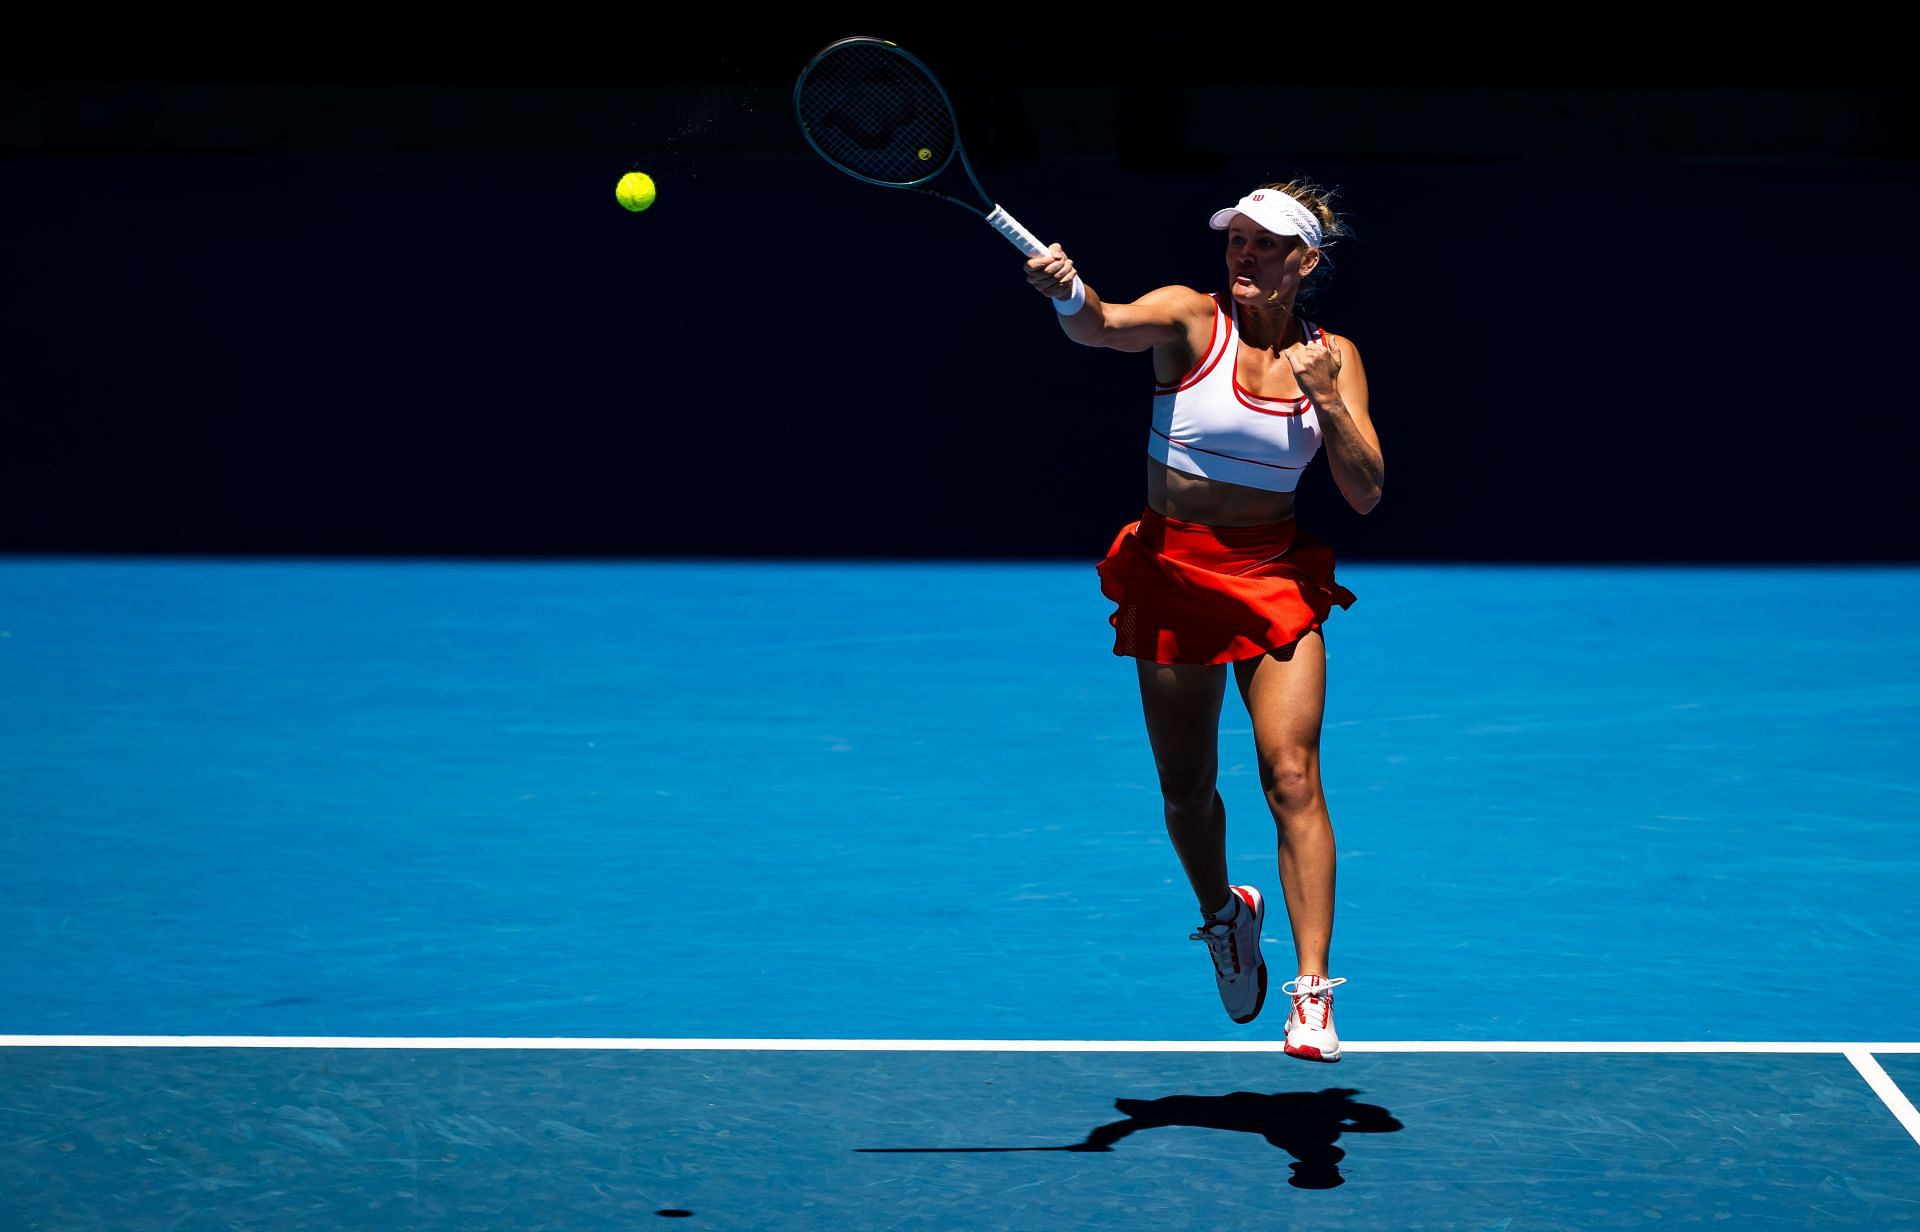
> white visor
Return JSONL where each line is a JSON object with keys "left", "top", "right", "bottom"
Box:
{"left": 1208, "top": 191, "right": 1323, "bottom": 250}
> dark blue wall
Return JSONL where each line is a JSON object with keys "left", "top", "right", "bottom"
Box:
{"left": 4, "top": 73, "right": 1914, "bottom": 560}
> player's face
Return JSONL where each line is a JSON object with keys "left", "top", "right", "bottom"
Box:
{"left": 1226, "top": 222, "right": 1319, "bottom": 308}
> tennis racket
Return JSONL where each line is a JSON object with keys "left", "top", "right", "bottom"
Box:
{"left": 793, "top": 36, "right": 1054, "bottom": 260}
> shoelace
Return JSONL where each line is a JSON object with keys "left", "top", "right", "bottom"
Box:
{"left": 1281, "top": 976, "right": 1348, "bottom": 1028}
{"left": 1188, "top": 919, "right": 1243, "bottom": 978}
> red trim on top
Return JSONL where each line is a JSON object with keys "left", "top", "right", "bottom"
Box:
{"left": 1156, "top": 294, "right": 1227, "bottom": 393}
{"left": 1179, "top": 311, "right": 1231, "bottom": 392}
{"left": 1232, "top": 373, "right": 1311, "bottom": 416}
{"left": 1230, "top": 315, "right": 1322, "bottom": 414}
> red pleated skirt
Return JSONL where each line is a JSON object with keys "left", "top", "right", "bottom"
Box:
{"left": 1096, "top": 506, "right": 1357, "bottom": 665}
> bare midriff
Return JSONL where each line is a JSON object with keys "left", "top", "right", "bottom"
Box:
{"left": 1146, "top": 459, "right": 1297, "bottom": 527}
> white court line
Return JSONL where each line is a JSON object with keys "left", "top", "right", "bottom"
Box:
{"left": 1, "top": 1036, "right": 1918, "bottom": 1053}
{"left": 1846, "top": 1048, "right": 1920, "bottom": 1148}
{"left": 7, "top": 1037, "right": 1912, "bottom": 1146}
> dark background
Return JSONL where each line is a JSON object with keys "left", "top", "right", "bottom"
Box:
{"left": 4, "top": 23, "right": 1915, "bottom": 561}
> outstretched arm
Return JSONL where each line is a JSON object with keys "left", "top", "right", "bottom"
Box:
{"left": 1024, "top": 244, "right": 1212, "bottom": 353}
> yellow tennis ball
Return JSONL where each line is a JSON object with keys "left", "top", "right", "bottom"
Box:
{"left": 616, "top": 171, "right": 656, "bottom": 212}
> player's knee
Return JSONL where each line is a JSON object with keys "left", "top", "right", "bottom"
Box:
{"left": 1156, "top": 772, "right": 1218, "bottom": 818}
{"left": 1260, "top": 752, "right": 1319, "bottom": 813}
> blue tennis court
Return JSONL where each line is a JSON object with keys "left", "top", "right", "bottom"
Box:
{"left": 3, "top": 558, "right": 1917, "bottom": 1228}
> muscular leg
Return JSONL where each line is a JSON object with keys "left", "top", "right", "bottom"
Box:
{"left": 1135, "top": 660, "right": 1232, "bottom": 915}
{"left": 1232, "top": 630, "right": 1334, "bottom": 976}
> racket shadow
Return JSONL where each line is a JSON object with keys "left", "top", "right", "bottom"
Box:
{"left": 857, "top": 1087, "right": 1403, "bottom": 1190}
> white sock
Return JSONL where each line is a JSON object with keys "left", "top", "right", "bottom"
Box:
{"left": 1205, "top": 893, "right": 1240, "bottom": 923}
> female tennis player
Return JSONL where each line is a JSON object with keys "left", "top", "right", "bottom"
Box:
{"left": 1026, "top": 181, "right": 1384, "bottom": 1062}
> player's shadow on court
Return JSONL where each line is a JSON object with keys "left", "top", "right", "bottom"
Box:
{"left": 859, "top": 1088, "right": 1402, "bottom": 1189}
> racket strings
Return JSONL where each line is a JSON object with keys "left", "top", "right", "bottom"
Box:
{"left": 796, "top": 42, "right": 957, "bottom": 185}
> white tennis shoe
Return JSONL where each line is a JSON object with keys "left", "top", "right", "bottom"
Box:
{"left": 1189, "top": 885, "right": 1267, "bottom": 1024}
{"left": 1283, "top": 974, "right": 1348, "bottom": 1062}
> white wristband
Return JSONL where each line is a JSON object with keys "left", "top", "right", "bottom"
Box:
{"left": 1053, "top": 277, "right": 1086, "bottom": 316}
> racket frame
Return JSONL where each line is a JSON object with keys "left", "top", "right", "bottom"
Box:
{"left": 794, "top": 36, "right": 1051, "bottom": 259}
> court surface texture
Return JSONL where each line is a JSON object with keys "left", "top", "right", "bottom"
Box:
{"left": 4, "top": 559, "right": 1916, "bottom": 1229}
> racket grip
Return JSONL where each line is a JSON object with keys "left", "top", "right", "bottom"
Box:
{"left": 985, "top": 205, "right": 1050, "bottom": 257}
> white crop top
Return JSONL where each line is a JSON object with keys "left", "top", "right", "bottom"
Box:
{"left": 1147, "top": 293, "right": 1330, "bottom": 494}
